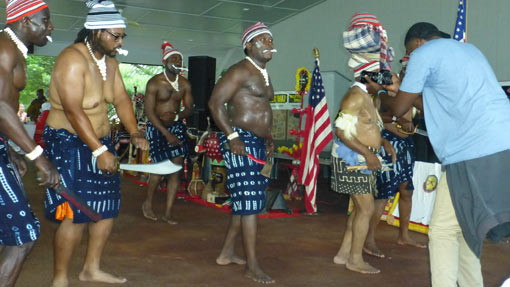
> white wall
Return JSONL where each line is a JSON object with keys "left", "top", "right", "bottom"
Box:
{"left": 33, "top": 1, "right": 510, "bottom": 86}
{"left": 264, "top": 0, "right": 510, "bottom": 91}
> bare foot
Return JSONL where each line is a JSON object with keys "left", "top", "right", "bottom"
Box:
{"left": 161, "top": 215, "right": 178, "bottom": 225}
{"left": 216, "top": 254, "right": 246, "bottom": 265}
{"left": 346, "top": 261, "right": 380, "bottom": 274}
{"left": 363, "top": 241, "right": 385, "bottom": 258}
{"left": 79, "top": 269, "right": 127, "bottom": 284}
{"left": 142, "top": 202, "right": 157, "bottom": 221}
{"left": 397, "top": 237, "right": 427, "bottom": 248}
{"left": 245, "top": 268, "right": 275, "bottom": 284}
{"left": 333, "top": 253, "right": 348, "bottom": 265}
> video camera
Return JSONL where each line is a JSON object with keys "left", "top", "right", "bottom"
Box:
{"left": 360, "top": 70, "right": 393, "bottom": 85}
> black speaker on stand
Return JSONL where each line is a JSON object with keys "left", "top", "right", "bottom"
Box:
{"left": 188, "top": 56, "right": 216, "bottom": 131}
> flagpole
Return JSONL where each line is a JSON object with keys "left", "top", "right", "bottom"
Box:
{"left": 465, "top": 0, "right": 468, "bottom": 42}
{"left": 313, "top": 47, "right": 320, "bottom": 66}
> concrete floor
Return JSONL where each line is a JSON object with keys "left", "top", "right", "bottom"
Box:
{"left": 14, "top": 167, "right": 510, "bottom": 287}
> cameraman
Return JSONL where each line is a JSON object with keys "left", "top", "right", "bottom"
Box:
{"left": 374, "top": 22, "right": 510, "bottom": 287}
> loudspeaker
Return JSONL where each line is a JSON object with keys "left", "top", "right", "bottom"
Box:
{"left": 188, "top": 56, "right": 216, "bottom": 112}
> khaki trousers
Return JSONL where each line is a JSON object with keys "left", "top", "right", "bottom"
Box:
{"left": 428, "top": 173, "right": 484, "bottom": 287}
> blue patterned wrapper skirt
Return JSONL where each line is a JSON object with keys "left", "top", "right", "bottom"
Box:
{"left": 43, "top": 126, "right": 121, "bottom": 223}
{"left": 146, "top": 120, "right": 188, "bottom": 163}
{"left": 0, "top": 138, "right": 39, "bottom": 245}
{"left": 219, "top": 127, "right": 269, "bottom": 215}
{"left": 376, "top": 130, "right": 415, "bottom": 200}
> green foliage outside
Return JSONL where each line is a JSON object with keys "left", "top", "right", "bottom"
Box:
{"left": 20, "top": 55, "right": 55, "bottom": 106}
{"left": 119, "top": 62, "right": 162, "bottom": 96}
{"left": 21, "top": 55, "right": 161, "bottom": 118}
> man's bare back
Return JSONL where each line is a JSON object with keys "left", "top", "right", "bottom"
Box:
{"left": 341, "top": 86, "right": 382, "bottom": 149}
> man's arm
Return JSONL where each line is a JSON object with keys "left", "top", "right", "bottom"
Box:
{"left": 0, "top": 54, "right": 39, "bottom": 152}
{"left": 208, "top": 64, "right": 246, "bottom": 155}
{"left": 0, "top": 46, "right": 59, "bottom": 187}
{"left": 112, "top": 63, "right": 148, "bottom": 150}
{"left": 335, "top": 127, "right": 382, "bottom": 171}
{"left": 208, "top": 65, "right": 243, "bottom": 137}
{"left": 380, "top": 74, "right": 421, "bottom": 117}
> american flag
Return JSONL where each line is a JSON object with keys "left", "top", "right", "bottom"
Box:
{"left": 299, "top": 60, "right": 333, "bottom": 214}
{"left": 453, "top": 0, "right": 467, "bottom": 42}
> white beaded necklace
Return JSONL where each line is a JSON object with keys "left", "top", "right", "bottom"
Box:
{"left": 164, "top": 69, "right": 179, "bottom": 92}
{"left": 86, "top": 40, "right": 107, "bottom": 81}
{"left": 3, "top": 27, "right": 28, "bottom": 59}
{"left": 245, "top": 56, "right": 269, "bottom": 86}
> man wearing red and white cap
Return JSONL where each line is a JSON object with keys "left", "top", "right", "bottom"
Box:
{"left": 209, "top": 21, "right": 276, "bottom": 284}
{"left": 0, "top": 0, "right": 60, "bottom": 285}
{"left": 142, "top": 41, "right": 193, "bottom": 224}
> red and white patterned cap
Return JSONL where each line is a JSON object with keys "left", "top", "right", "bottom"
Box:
{"left": 350, "top": 12, "right": 381, "bottom": 28}
{"left": 6, "top": 0, "right": 48, "bottom": 23}
{"left": 162, "top": 41, "right": 182, "bottom": 61}
{"left": 241, "top": 21, "right": 272, "bottom": 49}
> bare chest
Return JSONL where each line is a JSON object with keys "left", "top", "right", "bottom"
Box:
{"left": 83, "top": 64, "right": 116, "bottom": 109}
{"left": 243, "top": 77, "right": 274, "bottom": 101}
{"left": 157, "top": 85, "right": 183, "bottom": 103}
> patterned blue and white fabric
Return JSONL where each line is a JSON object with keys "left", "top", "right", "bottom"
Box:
{"left": 376, "top": 130, "right": 415, "bottom": 199}
{"left": 343, "top": 26, "right": 382, "bottom": 54}
{"left": 43, "top": 126, "right": 120, "bottom": 223}
{"left": 146, "top": 120, "right": 188, "bottom": 163}
{"left": 219, "top": 127, "right": 269, "bottom": 215}
{"left": 0, "top": 138, "right": 39, "bottom": 245}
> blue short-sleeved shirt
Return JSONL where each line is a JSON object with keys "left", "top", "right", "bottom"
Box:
{"left": 400, "top": 39, "right": 510, "bottom": 165}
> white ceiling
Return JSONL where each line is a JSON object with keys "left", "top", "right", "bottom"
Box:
{"left": 0, "top": 0, "right": 326, "bottom": 65}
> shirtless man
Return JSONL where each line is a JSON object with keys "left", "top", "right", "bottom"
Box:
{"left": 209, "top": 22, "right": 275, "bottom": 284}
{"left": 0, "top": 1, "right": 60, "bottom": 286}
{"left": 142, "top": 42, "right": 193, "bottom": 224}
{"left": 363, "top": 56, "right": 426, "bottom": 259}
{"left": 332, "top": 13, "right": 395, "bottom": 274}
{"left": 331, "top": 81, "right": 395, "bottom": 274}
{"left": 44, "top": 2, "right": 148, "bottom": 286}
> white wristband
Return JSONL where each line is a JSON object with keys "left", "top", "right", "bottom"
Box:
{"left": 25, "top": 145, "right": 43, "bottom": 161}
{"left": 92, "top": 145, "right": 108, "bottom": 158}
{"left": 392, "top": 116, "right": 397, "bottom": 124}
{"left": 174, "top": 114, "right": 179, "bottom": 121}
{"left": 227, "top": 132, "right": 239, "bottom": 141}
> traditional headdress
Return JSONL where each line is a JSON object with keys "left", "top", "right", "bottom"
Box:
{"left": 6, "top": 0, "right": 48, "bottom": 23}
{"left": 347, "top": 54, "right": 380, "bottom": 78}
{"left": 84, "top": 0, "right": 126, "bottom": 30}
{"left": 343, "top": 13, "right": 394, "bottom": 74}
{"left": 162, "top": 42, "right": 182, "bottom": 61}
{"left": 241, "top": 22, "right": 272, "bottom": 50}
